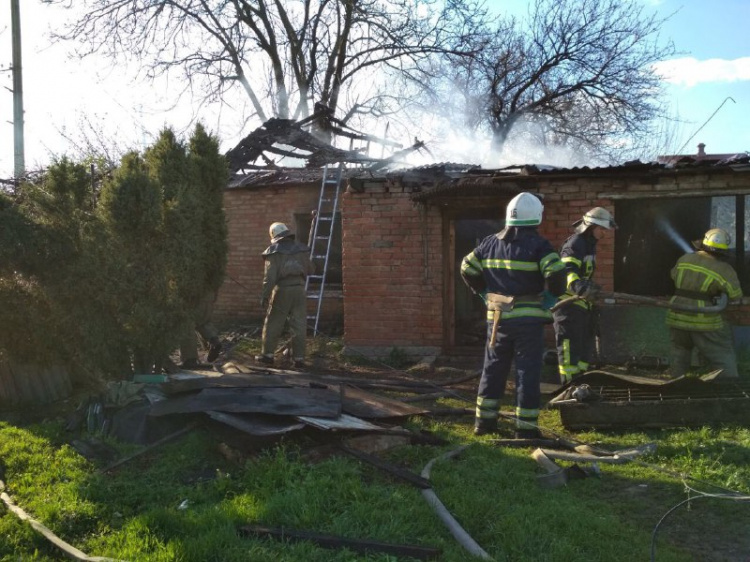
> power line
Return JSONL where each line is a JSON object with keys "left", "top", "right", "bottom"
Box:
{"left": 674, "top": 96, "right": 736, "bottom": 156}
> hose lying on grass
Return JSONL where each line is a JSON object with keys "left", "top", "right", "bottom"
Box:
{"left": 0, "top": 478, "right": 126, "bottom": 562}
{"left": 420, "top": 445, "right": 494, "bottom": 561}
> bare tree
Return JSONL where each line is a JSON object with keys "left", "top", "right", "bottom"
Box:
{"left": 422, "top": 0, "right": 676, "bottom": 161}
{"left": 51, "top": 0, "right": 490, "bottom": 135}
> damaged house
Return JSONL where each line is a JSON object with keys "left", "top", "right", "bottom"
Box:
{"left": 214, "top": 116, "right": 750, "bottom": 368}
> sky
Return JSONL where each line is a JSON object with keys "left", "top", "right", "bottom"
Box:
{"left": 1, "top": 0, "right": 749, "bottom": 177}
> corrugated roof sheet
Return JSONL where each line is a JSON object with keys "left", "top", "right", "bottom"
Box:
{"left": 226, "top": 154, "right": 750, "bottom": 192}
{"left": 228, "top": 168, "right": 326, "bottom": 189}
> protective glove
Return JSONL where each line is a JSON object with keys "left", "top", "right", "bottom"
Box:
{"left": 541, "top": 290, "right": 557, "bottom": 310}
{"left": 570, "top": 279, "right": 591, "bottom": 297}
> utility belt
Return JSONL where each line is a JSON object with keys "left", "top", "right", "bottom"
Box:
{"left": 277, "top": 276, "right": 305, "bottom": 288}
{"left": 486, "top": 293, "right": 542, "bottom": 347}
{"left": 674, "top": 288, "right": 714, "bottom": 300}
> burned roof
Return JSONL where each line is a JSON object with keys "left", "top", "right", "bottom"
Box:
{"left": 224, "top": 110, "right": 426, "bottom": 175}
{"left": 228, "top": 167, "right": 326, "bottom": 189}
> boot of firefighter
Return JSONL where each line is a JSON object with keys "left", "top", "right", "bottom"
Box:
{"left": 206, "top": 337, "right": 223, "bottom": 362}
{"left": 473, "top": 417, "right": 498, "bottom": 436}
{"left": 515, "top": 407, "right": 541, "bottom": 439}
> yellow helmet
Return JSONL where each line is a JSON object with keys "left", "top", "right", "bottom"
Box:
{"left": 269, "top": 222, "right": 292, "bottom": 243}
{"left": 700, "top": 228, "right": 730, "bottom": 252}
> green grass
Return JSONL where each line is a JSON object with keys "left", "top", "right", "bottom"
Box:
{"left": 1, "top": 336, "right": 748, "bottom": 561}
{"left": 2, "top": 412, "right": 749, "bottom": 561}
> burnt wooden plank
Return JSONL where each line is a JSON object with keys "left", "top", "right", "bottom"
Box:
{"left": 239, "top": 524, "right": 441, "bottom": 560}
{"left": 149, "top": 386, "right": 342, "bottom": 418}
{"left": 161, "top": 373, "right": 290, "bottom": 395}
{"left": 342, "top": 386, "right": 429, "bottom": 419}
{"left": 338, "top": 444, "right": 432, "bottom": 489}
{"left": 206, "top": 411, "right": 305, "bottom": 436}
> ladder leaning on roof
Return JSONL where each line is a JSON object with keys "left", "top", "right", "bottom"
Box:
{"left": 305, "top": 162, "right": 345, "bottom": 334}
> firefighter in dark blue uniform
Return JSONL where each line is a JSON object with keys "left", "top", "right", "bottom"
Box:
{"left": 461, "top": 192, "right": 567, "bottom": 437}
{"left": 553, "top": 207, "right": 617, "bottom": 384}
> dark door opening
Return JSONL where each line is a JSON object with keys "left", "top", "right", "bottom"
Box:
{"left": 454, "top": 218, "right": 504, "bottom": 346}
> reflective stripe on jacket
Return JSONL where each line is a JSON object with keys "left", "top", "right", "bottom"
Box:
{"left": 665, "top": 251, "right": 742, "bottom": 331}
{"left": 559, "top": 231, "right": 597, "bottom": 310}
{"left": 461, "top": 227, "right": 564, "bottom": 322}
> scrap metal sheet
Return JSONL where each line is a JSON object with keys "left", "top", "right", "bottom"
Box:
{"left": 161, "top": 373, "right": 290, "bottom": 395}
{"left": 297, "top": 413, "right": 385, "bottom": 431}
{"left": 207, "top": 411, "right": 305, "bottom": 436}
{"left": 149, "top": 386, "right": 342, "bottom": 418}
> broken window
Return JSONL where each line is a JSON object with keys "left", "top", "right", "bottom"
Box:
{"left": 295, "top": 212, "right": 343, "bottom": 285}
{"left": 614, "top": 196, "right": 750, "bottom": 295}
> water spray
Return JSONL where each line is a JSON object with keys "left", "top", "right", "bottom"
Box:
{"left": 656, "top": 217, "right": 694, "bottom": 253}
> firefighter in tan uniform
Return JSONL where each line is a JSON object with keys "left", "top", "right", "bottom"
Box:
{"left": 256, "top": 223, "right": 313, "bottom": 368}
{"left": 666, "top": 228, "right": 743, "bottom": 378}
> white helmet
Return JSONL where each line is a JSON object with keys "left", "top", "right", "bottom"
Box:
{"left": 575, "top": 207, "right": 617, "bottom": 232}
{"left": 505, "top": 192, "right": 543, "bottom": 226}
{"left": 269, "top": 222, "right": 292, "bottom": 243}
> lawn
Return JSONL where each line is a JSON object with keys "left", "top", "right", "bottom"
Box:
{"left": 1, "top": 341, "right": 749, "bottom": 562}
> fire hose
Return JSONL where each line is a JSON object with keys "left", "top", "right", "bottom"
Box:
{"left": 550, "top": 291, "right": 729, "bottom": 313}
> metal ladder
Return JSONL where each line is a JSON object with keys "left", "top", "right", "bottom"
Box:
{"left": 305, "top": 162, "right": 345, "bottom": 334}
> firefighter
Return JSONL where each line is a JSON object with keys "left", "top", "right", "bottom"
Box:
{"left": 553, "top": 207, "right": 617, "bottom": 384}
{"left": 255, "top": 222, "right": 313, "bottom": 368}
{"left": 666, "top": 228, "right": 743, "bottom": 378}
{"left": 460, "top": 192, "right": 567, "bottom": 437}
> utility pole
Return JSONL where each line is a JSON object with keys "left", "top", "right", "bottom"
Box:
{"left": 11, "top": 0, "right": 25, "bottom": 178}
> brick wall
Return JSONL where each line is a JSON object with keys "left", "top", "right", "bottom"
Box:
{"left": 341, "top": 181, "right": 443, "bottom": 356}
{"left": 214, "top": 183, "right": 343, "bottom": 326}
{"left": 536, "top": 179, "right": 617, "bottom": 291}
{"left": 219, "top": 166, "right": 749, "bottom": 358}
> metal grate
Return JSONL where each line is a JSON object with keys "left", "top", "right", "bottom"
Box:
{"left": 590, "top": 380, "right": 750, "bottom": 403}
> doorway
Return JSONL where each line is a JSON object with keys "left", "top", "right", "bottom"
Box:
{"left": 452, "top": 217, "right": 504, "bottom": 347}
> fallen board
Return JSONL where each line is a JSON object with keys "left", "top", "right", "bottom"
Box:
{"left": 149, "top": 386, "right": 342, "bottom": 418}
{"left": 160, "top": 373, "right": 291, "bottom": 395}
{"left": 342, "top": 385, "right": 430, "bottom": 419}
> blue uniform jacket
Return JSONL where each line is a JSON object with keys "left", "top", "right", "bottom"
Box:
{"left": 461, "top": 227, "right": 565, "bottom": 323}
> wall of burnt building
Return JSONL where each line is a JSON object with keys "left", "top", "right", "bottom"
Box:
{"left": 218, "top": 165, "right": 750, "bottom": 366}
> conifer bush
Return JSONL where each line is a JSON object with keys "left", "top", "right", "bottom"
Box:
{"left": 0, "top": 125, "right": 228, "bottom": 382}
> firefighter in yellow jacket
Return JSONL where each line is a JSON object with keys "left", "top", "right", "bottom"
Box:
{"left": 256, "top": 222, "right": 313, "bottom": 368}
{"left": 666, "top": 228, "right": 743, "bottom": 378}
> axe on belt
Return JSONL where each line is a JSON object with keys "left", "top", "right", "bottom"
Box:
{"left": 486, "top": 293, "right": 515, "bottom": 347}
{"left": 550, "top": 290, "right": 729, "bottom": 313}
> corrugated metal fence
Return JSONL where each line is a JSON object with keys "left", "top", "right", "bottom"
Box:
{"left": 0, "top": 360, "right": 73, "bottom": 404}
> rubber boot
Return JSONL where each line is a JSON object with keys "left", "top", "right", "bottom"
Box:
{"left": 473, "top": 417, "right": 498, "bottom": 436}
{"left": 206, "top": 338, "right": 222, "bottom": 362}
{"left": 515, "top": 427, "right": 541, "bottom": 439}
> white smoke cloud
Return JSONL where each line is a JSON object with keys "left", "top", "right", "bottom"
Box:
{"left": 401, "top": 115, "right": 606, "bottom": 170}
{"left": 654, "top": 57, "right": 750, "bottom": 88}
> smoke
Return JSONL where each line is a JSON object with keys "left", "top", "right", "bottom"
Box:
{"left": 655, "top": 217, "right": 694, "bottom": 253}
{"left": 400, "top": 114, "right": 609, "bottom": 170}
